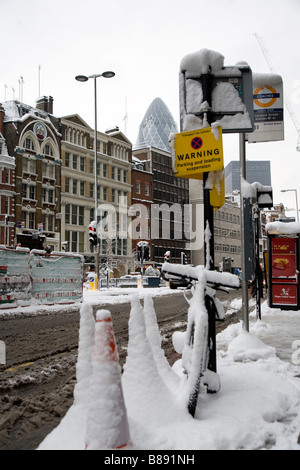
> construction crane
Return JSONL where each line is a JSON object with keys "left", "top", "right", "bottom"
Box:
{"left": 254, "top": 33, "right": 300, "bottom": 151}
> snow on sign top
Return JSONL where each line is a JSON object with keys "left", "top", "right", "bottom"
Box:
{"left": 180, "top": 49, "right": 225, "bottom": 77}
{"left": 266, "top": 221, "right": 300, "bottom": 235}
{"left": 179, "top": 48, "right": 254, "bottom": 134}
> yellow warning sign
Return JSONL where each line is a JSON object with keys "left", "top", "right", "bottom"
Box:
{"left": 171, "top": 127, "right": 224, "bottom": 179}
{"left": 209, "top": 170, "right": 225, "bottom": 210}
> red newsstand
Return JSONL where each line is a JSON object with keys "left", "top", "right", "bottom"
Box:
{"left": 268, "top": 234, "right": 299, "bottom": 310}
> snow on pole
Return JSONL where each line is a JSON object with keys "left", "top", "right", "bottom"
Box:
{"left": 73, "top": 302, "right": 95, "bottom": 406}
{"left": 85, "top": 309, "right": 130, "bottom": 450}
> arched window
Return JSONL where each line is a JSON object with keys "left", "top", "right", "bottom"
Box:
{"left": 44, "top": 143, "right": 54, "bottom": 156}
{"left": 24, "top": 136, "right": 35, "bottom": 151}
{"left": 20, "top": 131, "right": 38, "bottom": 153}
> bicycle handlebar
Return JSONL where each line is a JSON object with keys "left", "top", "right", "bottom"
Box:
{"left": 161, "top": 262, "right": 241, "bottom": 289}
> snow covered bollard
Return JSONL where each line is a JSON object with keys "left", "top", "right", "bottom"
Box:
{"left": 85, "top": 310, "right": 130, "bottom": 450}
{"left": 74, "top": 302, "right": 95, "bottom": 406}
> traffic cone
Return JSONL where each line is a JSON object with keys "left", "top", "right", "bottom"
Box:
{"left": 85, "top": 309, "right": 130, "bottom": 450}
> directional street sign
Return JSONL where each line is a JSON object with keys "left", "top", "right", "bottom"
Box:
{"left": 247, "top": 73, "right": 284, "bottom": 143}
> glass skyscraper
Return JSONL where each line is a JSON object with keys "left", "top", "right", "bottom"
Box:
{"left": 135, "top": 97, "right": 178, "bottom": 152}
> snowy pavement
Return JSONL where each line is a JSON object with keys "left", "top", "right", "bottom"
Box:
{"left": 36, "top": 290, "right": 300, "bottom": 451}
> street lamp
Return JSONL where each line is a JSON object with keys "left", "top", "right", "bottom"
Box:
{"left": 75, "top": 71, "right": 115, "bottom": 287}
{"left": 281, "top": 189, "right": 299, "bottom": 222}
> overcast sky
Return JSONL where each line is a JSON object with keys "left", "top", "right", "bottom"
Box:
{"left": 1, "top": 0, "right": 300, "bottom": 211}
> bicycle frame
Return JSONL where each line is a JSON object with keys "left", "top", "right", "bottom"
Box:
{"left": 161, "top": 262, "right": 240, "bottom": 417}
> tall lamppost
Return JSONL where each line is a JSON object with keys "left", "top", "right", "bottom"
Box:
{"left": 281, "top": 189, "right": 299, "bottom": 222}
{"left": 75, "top": 71, "right": 115, "bottom": 287}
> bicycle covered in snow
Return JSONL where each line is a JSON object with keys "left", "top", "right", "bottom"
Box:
{"left": 161, "top": 262, "right": 241, "bottom": 417}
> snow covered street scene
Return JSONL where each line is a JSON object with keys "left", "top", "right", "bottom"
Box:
{"left": 37, "top": 288, "right": 300, "bottom": 451}
{"left": 1, "top": 282, "right": 300, "bottom": 451}
{"left": 1, "top": 0, "right": 300, "bottom": 453}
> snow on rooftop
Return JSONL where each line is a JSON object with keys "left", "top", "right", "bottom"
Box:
{"left": 2, "top": 100, "right": 51, "bottom": 124}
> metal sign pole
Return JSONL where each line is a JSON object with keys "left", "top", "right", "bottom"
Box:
{"left": 201, "top": 73, "right": 217, "bottom": 374}
{"left": 201, "top": 73, "right": 214, "bottom": 271}
{"left": 239, "top": 133, "right": 249, "bottom": 331}
{"left": 254, "top": 204, "right": 262, "bottom": 320}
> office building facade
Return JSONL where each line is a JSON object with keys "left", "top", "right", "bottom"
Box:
{"left": 225, "top": 160, "right": 271, "bottom": 194}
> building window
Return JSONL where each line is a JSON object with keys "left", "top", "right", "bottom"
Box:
{"left": 80, "top": 156, "right": 85, "bottom": 172}
{"left": 44, "top": 144, "right": 53, "bottom": 156}
{"left": 22, "top": 157, "right": 36, "bottom": 174}
{"left": 65, "top": 177, "right": 70, "bottom": 193}
{"left": 48, "top": 189, "right": 54, "bottom": 204}
{"left": 29, "top": 211, "right": 35, "bottom": 230}
{"left": 22, "top": 183, "right": 36, "bottom": 200}
{"left": 42, "top": 187, "right": 53, "bottom": 203}
{"left": 25, "top": 137, "right": 35, "bottom": 151}
{"left": 42, "top": 161, "right": 55, "bottom": 179}
{"left": 79, "top": 206, "right": 84, "bottom": 225}
{"left": 4, "top": 196, "right": 9, "bottom": 214}
{"left": 65, "top": 230, "right": 84, "bottom": 253}
{"left": 42, "top": 214, "right": 54, "bottom": 232}
{"left": 73, "top": 179, "right": 78, "bottom": 194}
{"left": 136, "top": 182, "right": 141, "bottom": 194}
{"left": 65, "top": 204, "right": 70, "bottom": 224}
{"left": 73, "top": 154, "right": 78, "bottom": 170}
{"left": 66, "top": 204, "right": 85, "bottom": 226}
{"left": 72, "top": 205, "right": 77, "bottom": 224}
{"left": 80, "top": 181, "right": 85, "bottom": 196}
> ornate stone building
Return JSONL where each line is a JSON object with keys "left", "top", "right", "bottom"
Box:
{"left": 60, "top": 116, "right": 133, "bottom": 275}
{"left": 1, "top": 97, "right": 61, "bottom": 250}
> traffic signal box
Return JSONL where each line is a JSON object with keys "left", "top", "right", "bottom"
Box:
{"left": 137, "top": 241, "right": 150, "bottom": 262}
{"left": 268, "top": 234, "right": 300, "bottom": 310}
{"left": 89, "top": 222, "right": 97, "bottom": 246}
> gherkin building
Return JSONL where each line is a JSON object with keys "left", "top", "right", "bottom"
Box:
{"left": 135, "top": 97, "right": 178, "bottom": 152}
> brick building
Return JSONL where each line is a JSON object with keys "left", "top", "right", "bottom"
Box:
{"left": 1, "top": 98, "right": 61, "bottom": 250}
{"left": 131, "top": 157, "right": 153, "bottom": 262}
{"left": 133, "top": 146, "right": 190, "bottom": 264}
{"left": 0, "top": 104, "right": 15, "bottom": 246}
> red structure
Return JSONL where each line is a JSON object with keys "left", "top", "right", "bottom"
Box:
{"left": 0, "top": 104, "right": 15, "bottom": 247}
{"left": 268, "top": 234, "right": 299, "bottom": 310}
